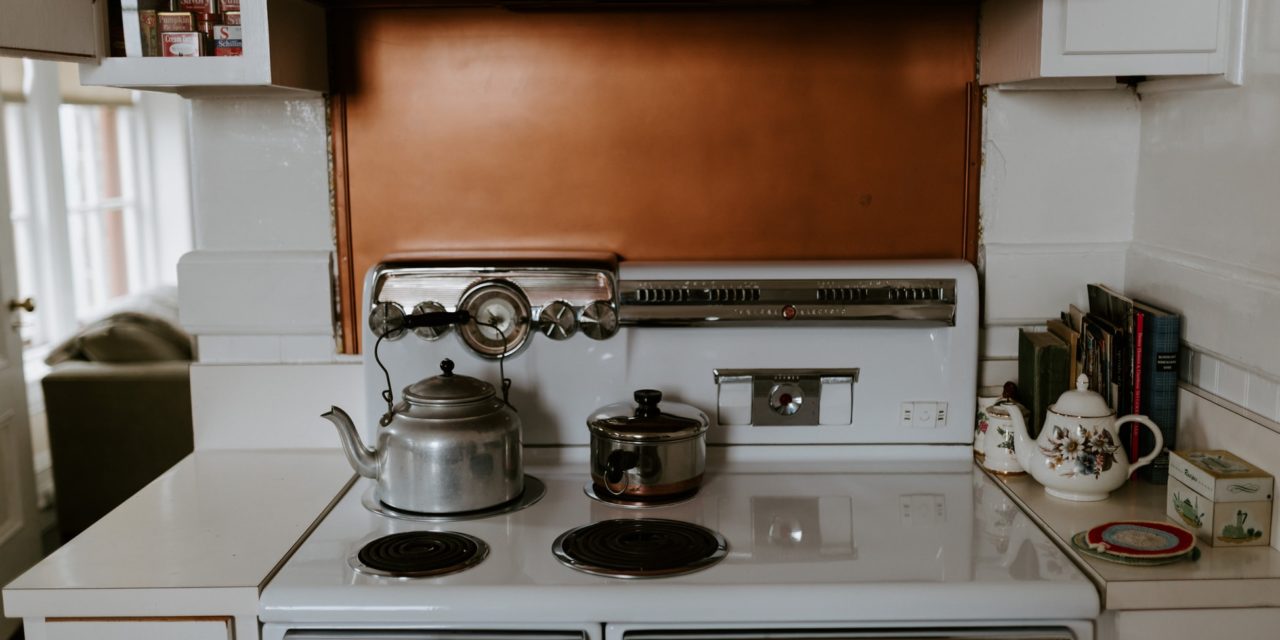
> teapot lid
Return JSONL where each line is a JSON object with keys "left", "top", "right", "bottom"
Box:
{"left": 588, "top": 389, "right": 709, "bottom": 442}
{"left": 403, "top": 359, "right": 495, "bottom": 406}
{"left": 1050, "top": 374, "right": 1113, "bottom": 418}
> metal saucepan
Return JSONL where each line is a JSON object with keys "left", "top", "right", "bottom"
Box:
{"left": 587, "top": 389, "right": 709, "bottom": 503}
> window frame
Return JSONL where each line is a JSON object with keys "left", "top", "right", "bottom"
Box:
{"left": 1, "top": 60, "right": 165, "bottom": 393}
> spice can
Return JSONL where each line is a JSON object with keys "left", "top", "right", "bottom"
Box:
{"left": 214, "top": 25, "right": 243, "bottom": 57}
{"left": 220, "top": 0, "right": 240, "bottom": 11}
{"left": 139, "top": 11, "right": 161, "bottom": 57}
{"left": 158, "top": 12, "right": 194, "bottom": 33}
{"left": 222, "top": 11, "right": 240, "bottom": 26}
{"left": 161, "top": 32, "right": 205, "bottom": 57}
{"left": 179, "top": 0, "right": 218, "bottom": 14}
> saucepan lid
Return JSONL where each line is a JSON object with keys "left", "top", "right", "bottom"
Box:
{"left": 588, "top": 389, "right": 709, "bottom": 442}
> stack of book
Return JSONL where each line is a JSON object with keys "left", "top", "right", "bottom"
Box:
{"left": 1020, "top": 284, "right": 1181, "bottom": 483}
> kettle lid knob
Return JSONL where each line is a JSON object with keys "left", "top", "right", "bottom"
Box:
{"left": 440, "top": 359, "right": 455, "bottom": 377}
{"left": 1075, "top": 373, "right": 1089, "bottom": 392}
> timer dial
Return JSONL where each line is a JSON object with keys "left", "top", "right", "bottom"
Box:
{"left": 767, "top": 382, "right": 804, "bottom": 416}
{"left": 579, "top": 300, "right": 619, "bottom": 341}
{"left": 458, "top": 281, "right": 531, "bottom": 358}
{"left": 539, "top": 301, "right": 578, "bottom": 341}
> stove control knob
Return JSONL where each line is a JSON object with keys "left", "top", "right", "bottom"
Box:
{"left": 368, "top": 301, "right": 407, "bottom": 341}
{"left": 411, "top": 301, "right": 451, "bottom": 341}
{"left": 580, "top": 300, "right": 619, "bottom": 341}
{"left": 768, "top": 382, "right": 804, "bottom": 417}
{"left": 539, "top": 301, "right": 578, "bottom": 340}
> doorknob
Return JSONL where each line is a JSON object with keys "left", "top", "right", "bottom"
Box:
{"left": 8, "top": 298, "right": 35, "bottom": 313}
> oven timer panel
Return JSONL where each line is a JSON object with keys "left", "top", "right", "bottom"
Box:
{"left": 713, "top": 369, "right": 860, "bottom": 427}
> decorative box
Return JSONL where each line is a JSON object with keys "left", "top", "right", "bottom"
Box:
{"left": 1167, "top": 449, "right": 1273, "bottom": 547}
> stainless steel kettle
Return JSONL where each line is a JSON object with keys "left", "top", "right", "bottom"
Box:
{"left": 322, "top": 359, "right": 523, "bottom": 514}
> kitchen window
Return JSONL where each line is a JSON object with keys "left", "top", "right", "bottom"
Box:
{"left": 1, "top": 59, "right": 191, "bottom": 362}
{"left": 60, "top": 103, "right": 145, "bottom": 325}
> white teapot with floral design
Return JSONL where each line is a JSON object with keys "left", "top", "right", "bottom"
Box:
{"left": 1009, "top": 374, "right": 1164, "bottom": 501}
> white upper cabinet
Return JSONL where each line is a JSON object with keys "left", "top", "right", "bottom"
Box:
{"left": 0, "top": 0, "right": 104, "bottom": 61}
{"left": 980, "top": 0, "right": 1242, "bottom": 85}
{"left": 0, "top": 0, "right": 326, "bottom": 96}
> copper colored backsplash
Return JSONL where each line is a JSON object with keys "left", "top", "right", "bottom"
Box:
{"left": 331, "top": 2, "right": 979, "bottom": 351}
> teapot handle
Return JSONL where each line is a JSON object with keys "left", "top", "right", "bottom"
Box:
{"left": 1115, "top": 415, "right": 1165, "bottom": 475}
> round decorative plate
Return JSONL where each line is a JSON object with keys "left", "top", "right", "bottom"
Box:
{"left": 1083, "top": 520, "right": 1196, "bottom": 559}
{"left": 1071, "top": 532, "right": 1198, "bottom": 567}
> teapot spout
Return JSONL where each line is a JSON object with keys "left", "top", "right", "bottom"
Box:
{"left": 1008, "top": 405, "right": 1035, "bottom": 471}
{"left": 321, "top": 406, "right": 378, "bottom": 478}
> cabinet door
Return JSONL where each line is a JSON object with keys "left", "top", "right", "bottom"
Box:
{"left": 1062, "top": 0, "right": 1221, "bottom": 54}
{"left": 0, "top": 0, "right": 103, "bottom": 61}
{"left": 45, "top": 618, "right": 232, "bottom": 640}
{"left": 1041, "top": 0, "right": 1230, "bottom": 78}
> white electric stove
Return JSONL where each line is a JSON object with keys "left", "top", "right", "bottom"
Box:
{"left": 260, "top": 258, "right": 1099, "bottom": 639}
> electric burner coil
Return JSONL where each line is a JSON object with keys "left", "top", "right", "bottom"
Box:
{"left": 350, "top": 531, "right": 488, "bottom": 578}
{"left": 553, "top": 518, "right": 727, "bottom": 579}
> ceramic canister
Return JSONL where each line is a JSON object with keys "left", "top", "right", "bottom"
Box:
{"left": 981, "top": 398, "right": 1031, "bottom": 475}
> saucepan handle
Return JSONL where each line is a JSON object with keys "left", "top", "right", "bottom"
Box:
{"left": 604, "top": 450, "right": 638, "bottom": 496}
{"left": 1116, "top": 415, "right": 1165, "bottom": 475}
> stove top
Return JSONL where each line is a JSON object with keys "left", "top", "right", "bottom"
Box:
{"left": 261, "top": 260, "right": 1096, "bottom": 639}
{"left": 261, "top": 447, "right": 1097, "bottom": 627}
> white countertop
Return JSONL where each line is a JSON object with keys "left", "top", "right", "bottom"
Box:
{"left": 2, "top": 449, "right": 353, "bottom": 618}
{"left": 992, "top": 469, "right": 1280, "bottom": 610}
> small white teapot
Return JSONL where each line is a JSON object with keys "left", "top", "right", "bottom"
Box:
{"left": 1009, "top": 374, "right": 1163, "bottom": 501}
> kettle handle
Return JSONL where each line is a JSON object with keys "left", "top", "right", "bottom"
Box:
{"left": 1116, "top": 415, "right": 1164, "bottom": 475}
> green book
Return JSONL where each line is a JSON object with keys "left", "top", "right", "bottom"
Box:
{"left": 1018, "top": 329, "right": 1070, "bottom": 438}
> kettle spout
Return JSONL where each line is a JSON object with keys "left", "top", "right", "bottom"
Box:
{"left": 321, "top": 406, "right": 378, "bottom": 478}
{"left": 1008, "top": 406, "right": 1035, "bottom": 472}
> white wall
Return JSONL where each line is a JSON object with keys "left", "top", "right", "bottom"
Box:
{"left": 175, "top": 96, "right": 356, "bottom": 446}
{"left": 177, "top": 90, "right": 1149, "bottom": 406}
{"left": 177, "top": 97, "right": 340, "bottom": 366}
{"left": 1126, "top": 1, "right": 1280, "bottom": 422}
{"left": 978, "top": 87, "right": 1140, "bottom": 385}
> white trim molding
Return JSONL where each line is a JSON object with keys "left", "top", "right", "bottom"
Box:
{"left": 1129, "top": 240, "right": 1280, "bottom": 296}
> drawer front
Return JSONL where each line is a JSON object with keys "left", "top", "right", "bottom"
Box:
{"left": 46, "top": 618, "right": 231, "bottom": 640}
